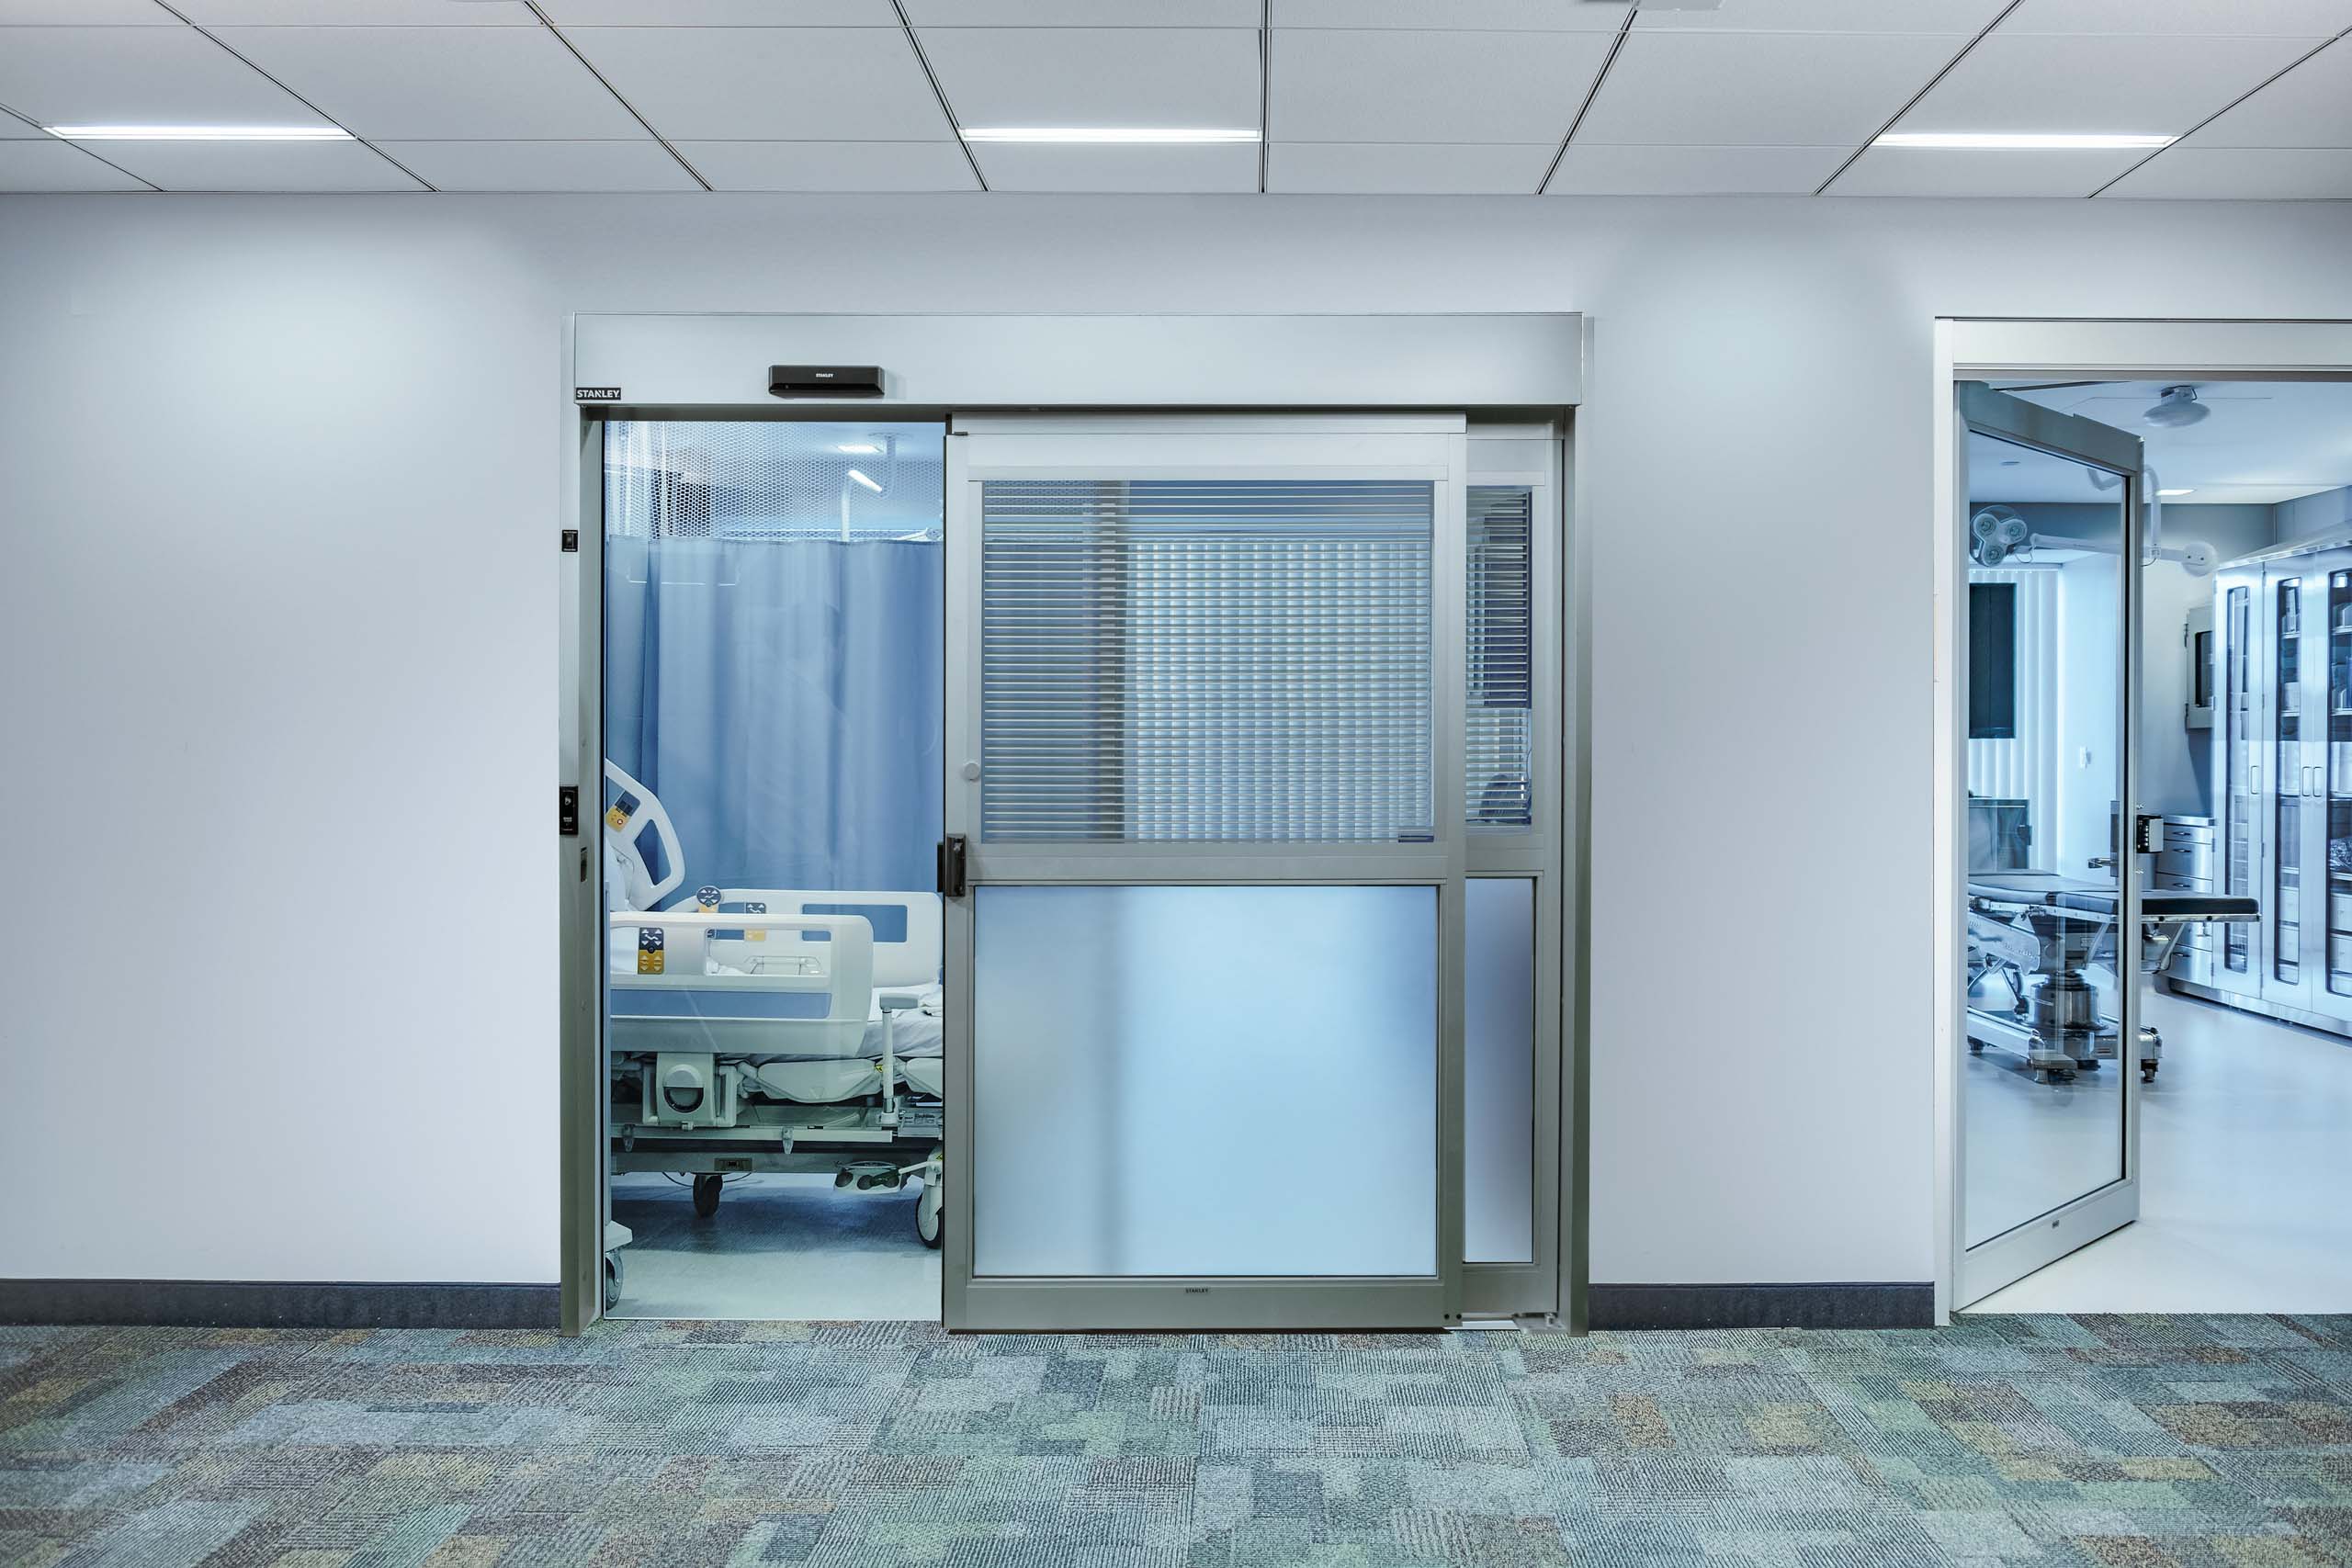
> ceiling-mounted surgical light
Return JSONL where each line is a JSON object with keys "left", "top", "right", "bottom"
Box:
{"left": 2143, "top": 385, "right": 2211, "bottom": 428}
{"left": 2087, "top": 468, "right": 2122, "bottom": 491}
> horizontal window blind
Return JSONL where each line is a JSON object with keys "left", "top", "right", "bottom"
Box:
{"left": 1466, "top": 485, "right": 1534, "bottom": 829}
{"left": 980, "top": 478, "right": 1435, "bottom": 843}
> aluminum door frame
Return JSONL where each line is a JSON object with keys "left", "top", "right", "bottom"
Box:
{"left": 2267, "top": 564, "right": 2323, "bottom": 1012}
{"left": 1460, "top": 425, "right": 1567, "bottom": 1320}
{"left": 1953, "top": 382, "right": 2146, "bottom": 1310}
{"left": 942, "top": 413, "right": 1469, "bottom": 1332}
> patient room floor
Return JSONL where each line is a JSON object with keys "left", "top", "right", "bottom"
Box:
{"left": 1968, "top": 986, "right": 2352, "bottom": 1314}
{"left": 608, "top": 1173, "right": 941, "bottom": 1321}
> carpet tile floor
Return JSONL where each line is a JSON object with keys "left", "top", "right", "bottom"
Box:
{"left": 4, "top": 1314, "right": 2351, "bottom": 1565}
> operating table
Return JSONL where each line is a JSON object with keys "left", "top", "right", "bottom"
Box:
{"left": 1966, "top": 872, "right": 2257, "bottom": 1082}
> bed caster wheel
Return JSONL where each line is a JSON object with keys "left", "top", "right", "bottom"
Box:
{"left": 692, "top": 1173, "right": 723, "bottom": 1217}
{"left": 2142, "top": 1063, "right": 2158, "bottom": 1083}
{"left": 1968, "top": 1042, "right": 1985, "bottom": 1055}
{"left": 604, "top": 1251, "right": 624, "bottom": 1312}
{"left": 916, "top": 1186, "right": 944, "bottom": 1249}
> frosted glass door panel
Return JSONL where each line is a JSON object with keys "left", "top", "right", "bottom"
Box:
{"left": 1464, "top": 877, "right": 1535, "bottom": 1263}
{"left": 972, "top": 884, "right": 1437, "bottom": 1278}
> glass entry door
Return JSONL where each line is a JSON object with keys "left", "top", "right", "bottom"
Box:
{"left": 1957, "top": 383, "right": 2145, "bottom": 1308}
{"left": 942, "top": 415, "right": 1469, "bottom": 1330}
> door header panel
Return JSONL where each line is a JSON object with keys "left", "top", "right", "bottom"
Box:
{"left": 574, "top": 313, "right": 1584, "bottom": 413}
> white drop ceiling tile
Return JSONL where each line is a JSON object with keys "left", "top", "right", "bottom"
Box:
{"left": 969, "top": 141, "right": 1257, "bottom": 190}
{"left": 542, "top": 0, "right": 893, "bottom": 20}
{"left": 0, "top": 26, "right": 328, "bottom": 130}
{"left": 1632, "top": 0, "right": 2008, "bottom": 30}
{"left": 1895, "top": 32, "right": 2321, "bottom": 137}
{"left": 908, "top": 0, "right": 1260, "bottom": 22}
{"left": 0, "top": 0, "right": 176, "bottom": 20}
{"left": 1271, "top": 0, "right": 1629, "bottom": 28}
{"left": 379, "top": 139, "right": 699, "bottom": 189}
{"left": 1272, "top": 28, "right": 1615, "bottom": 144}
{"left": 2102, "top": 146, "right": 2352, "bottom": 197}
{"left": 0, "top": 139, "right": 148, "bottom": 188}
{"left": 1999, "top": 0, "right": 2352, "bottom": 36}
{"left": 175, "top": 1, "right": 536, "bottom": 21}
{"left": 1546, "top": 142, "right": 1849, "bottom": 194}
{"left": 569, "top": 27, "right": 952, "bottom": 141}
{"left": 1827, "top": 143, "right": 2143, "bottom": 195}
{"left": 1575, "top": 30, "right": 1962, "bottom": 146}
{"left": 1267, "top": 141, "right": 1554, "bottom": 193}
{"left": 215, "top": 25, "right": 643, "bottom": 140}
{"left": 2187, "top": 38, "right": 2352, "bottom": 147}
{"left": 95, "top": 137, "right": 423, "bottom": 189}
{"left": 677, "top": 139, "right": 980, "bottom": 189}
{"left": 919, "top": 28, "right": 1260, "bottom": 131}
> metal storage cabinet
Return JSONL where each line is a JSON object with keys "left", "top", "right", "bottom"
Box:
{"left": 2181, "top": 538, "right": 2352, "bottom": 1037}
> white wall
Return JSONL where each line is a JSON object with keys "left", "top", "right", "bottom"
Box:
{"left": 3, "top": 193, "right": 2349, "bottom": 1289}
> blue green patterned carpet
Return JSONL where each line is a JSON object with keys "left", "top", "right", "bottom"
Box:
{"left": 5, "top": 1315, "right": 2351, "bottom": 1566}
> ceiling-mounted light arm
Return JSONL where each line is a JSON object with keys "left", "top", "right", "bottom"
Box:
{"left": 2024, "top": 531, "right": 2216, "bottom": 579}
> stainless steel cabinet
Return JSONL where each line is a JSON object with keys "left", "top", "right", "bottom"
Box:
{"left": 2191, "top": 547, "right": 2352, "bottom": 1035}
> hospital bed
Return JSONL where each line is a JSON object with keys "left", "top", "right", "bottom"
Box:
{"left": 1965, "top": 871, "right": 2256, "bottom": 1083}
{"left": 601, "top": 761, "right": 945, "bottom": 1292}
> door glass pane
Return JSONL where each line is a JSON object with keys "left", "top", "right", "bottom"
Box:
{"left": 601, "top": 420, "right": 947, "bottom": 1319}
{"left": 1961, "top": 433, "right": 2128, "bottom": 1248}
{"left": 2224, "top": 584, "right": 2253, "bottom": 973}
{"left": 1464, "top": 877, "right": 1535, "bottom": 1263}
{"left": 978, "top": 479, "right": 1433, "bottom": 843}
{"left": 972, "top": 884, "right": 1437, "bottom": 1277}
{"left": 2277, "top": 578, "right": 2302, "bottom": 984}
{"left": 1467, "top": 486, "right": 1534, "bottom": 829}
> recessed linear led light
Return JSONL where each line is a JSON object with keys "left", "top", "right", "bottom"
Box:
{"left": 846, "top": 468, "right": 885, "bottom": 494}
{"left": 958, "top": 127, "right": 1261, "bottom": 144}
{"left": 48, "top": 124, "right": 351, "bottom": 141}
{"left": 836, "top": 442, "right": 883, "bottom": 455}
{"left": 1873, "top": 131, "right": 2176, "bottom": 151}
{"left": 2159, "top": 488, "right": 2196, "bottom": 497}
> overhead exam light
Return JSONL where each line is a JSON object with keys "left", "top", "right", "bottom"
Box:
{"left": 1973, "top": 503, "right": 2213, "bottom": 577}
{"left": 2143, "top": 385, "right": 2210, "bottom": 428}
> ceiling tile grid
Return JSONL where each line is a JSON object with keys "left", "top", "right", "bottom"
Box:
{"left": 2, "top": 2, "right": 2348, "bottom": 197}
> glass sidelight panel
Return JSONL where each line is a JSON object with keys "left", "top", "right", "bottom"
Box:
{"left": 970, "top": 883, "right": 1438, "bottom": 1278}
{"left": 1464, "top": 877, "right": 1535, "bottom": 1263}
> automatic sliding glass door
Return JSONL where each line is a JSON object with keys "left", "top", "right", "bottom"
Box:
{"left": 943, "top": 416, "right": 1469, "bottom": 1330}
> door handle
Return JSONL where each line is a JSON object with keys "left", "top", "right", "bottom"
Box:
{"left": 935, "top": 835, "right": 969, "bottom": 900}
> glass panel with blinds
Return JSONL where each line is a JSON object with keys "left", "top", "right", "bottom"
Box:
{"left": 978, "top": 479, "right": 1435, "bottom": 843}
{"left": 1466, "top": 485, "right": 1534, "bottom": 829}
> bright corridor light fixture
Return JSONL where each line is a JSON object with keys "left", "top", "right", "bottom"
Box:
{"left": 846, "top": 468, "right": 885, "bottom": 494}
{"left": 836, "top": 442, "right": 883, "bottom": 455}
{"left": 1872, "top": 131, "right": 2176, "bottom": 150}
{"left": 958, "top": 127, "right": 1261, "bottom": 143}
{"left": 48, "top": 124, "right": 352, "bottom": 141}
{"left": 2158, "top": 488, "right": 2196, "bottom": 497}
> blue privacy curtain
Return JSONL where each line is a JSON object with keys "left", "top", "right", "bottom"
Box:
{"left": 605, "top": 534, "right": 943, "bottom": 897}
